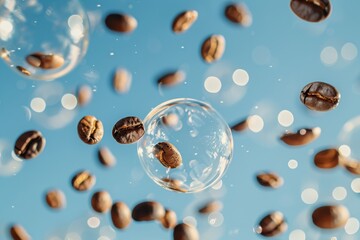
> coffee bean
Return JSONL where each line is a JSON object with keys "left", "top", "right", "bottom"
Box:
{"left": 280, "top": 127, "right": 321, "bottom": 146}
{"left": 132, "top": 201, "right": 165, "bottom": 221}
{"left": 113, "top": 68, "right": 132, "bottom": 93}
{"left": 71, "top": 170, "right": 96, "bottom": 191}
{"left": 105, "top": 13, "right": 137, "bottom": 33}
{"left": 162, "top": 178, "right": 187, "bottom": 193}
{"left": 111, "top": 202, "right": 132, "bottom": 229}
{"left": 1, "top": 48, "right": 11, "bottom": 62}
{"left": 314, "top": 148, "right": 340, "bottom": 169}
{"left": 173, "top": 223, "right": 199, "bottom": 240}
{"left": 256, "top": 172, "right": 284, "bottom": 188}
{"left": 172, "top": 10, "right": 198, "bottom": 33}
{"left": 160, "top": 209, "right": 177, "bottom": 229}
{"left": 98, "top": 147, "right": 116, "bottom": 167}
{"left": 154, "top": 142, "right": 182, "bottom": 168}
{"left": 112, "top": 116, "right": 145, "bottom": 144}
{"left": 157, "top": 71, "right": 185, "bottom": 87}
{"left": 14, "top": 130, "right": 46, "bottom": 160}
{"left": 26, "top": 52, "right": 64, "bottom": 69}
{"left": 9, "top": 224, "right": 31, "bottom": 240}
{"left": 77, "top": 115, "right": 104, "bottom": 145}
{"left": 257, "top": 211, "right": 287, "bottom": 237}
{"left": 290, "top": 0, "right": 331, "bottom": 23}
{"left": 91, "top": 191, "right": 112, "bottom": 213}
{"left": 198, "top": 200, "right": 223, "bottom": 214}
{"left": 162, "top": 113, "right": 180, "bottom": 128}
{"left": 344, "top": 159, "right": 360, "bottom": 175}
{"left": 16, "top": 66, "right": 31, "bottom": 76}
{"left": 45, "top": 189, "right": 66, "bottom": 209}
{"left": 312, "top": 205, "right": 349, "bottom": 229}
{"left": 225, "top": 4, "right": 252, "bottom": 27}
{"left": 300, "top": 82, "right": 340, "bottom": 111}
{"left": 76, "top": 85, "right": 92, "bottom": 106}
{"left": 201, "top": 35, "right": 225, "bottom": 63}
{"left": 231, "top": 118, "right": 248, "bottom": 132}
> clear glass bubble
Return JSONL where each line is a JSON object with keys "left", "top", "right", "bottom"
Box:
{"left": 0, "top": 0, "right": 89, "bottom": 80}
{"left": 137, "top": 98, "right": 233, "bottom": 193}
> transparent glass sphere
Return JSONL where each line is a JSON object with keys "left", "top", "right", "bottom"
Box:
{"left": 137, "top": 98, "right": 233, "bottom": 193}
{"left": 0, "top": 0, "right": 89, "bottom": 80}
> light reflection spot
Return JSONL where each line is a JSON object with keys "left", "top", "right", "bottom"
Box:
{"left": 301, "top": 188, "right": 318, "bottom": 204}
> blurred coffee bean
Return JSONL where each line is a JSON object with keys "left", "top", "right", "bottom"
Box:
{"left": 314, "top": 148, "right": 340, "bottom": 169}
{"left": 172, "top": 10, "right": 198, "bottom": 33}
{"left": 111, "top": 202, "right": 132, "bottom": 229}
{"left": 132, "top": 201, "right": 165, "bottom": 221}
{"left": 14, "top": 130, "right": 45, "bottom": 160}
{"left": 312, "top": 205, "right": 349, "bottom": 229}
{"left": 162, "top": 178, "right": 187, "bottom": 193}
{"left": 290, "top": 0, "right": 331, "bottom": 22}
{"left": 16, "top": 66, "right": 31, "bottom": 76}
{"left": 77, "top": 115, "right": 104, "bottom": 145}
{"left": 198, "top": 200, "right": 223, "bottom": 214}
{"left": 344, "top": 159, "right": 360, "bottom": 175}
{"left": 1, "top": 48, "right": 10, "bottom": 62}
{"left": 280, "top": 127, "right": 321, "bottom": 146}
{"left": 231, "top": 118, "right": 248, "bottom": 132}
{"left": 98, "top": 147, "right": 116, "bottom": 167}
{"left": 257, "top": 211, "right": 287, "bottom": 237}
{"left": 71, "top": 170, "right": 96, "bottom": 191}
{"left": 162, "top": 113, "right": 179, "bottom": 128}
{"left": 160, "top": 209, "right": 177, "bottom": 229}
{"left": 300, "top": 81, "right": 339, "bottom": 111}
{"left": 154, "top": 142, "right": 182, "bottom": 168}
{"left": 112, "top": 116, "right": 145, "bottom": 144}
{"left": 105, "top": 13, "right": 137, "bottom": 33}
{"left": 256, "top": 172, "right": 284, "bottom": 188}
{"left": 173, "top": 223, "right": 199, "bottom": 240}
{"left": 26, "top": 52, "right": 64, "bottom": 69}
{"left": 45, "top": 189, "right": 66, "bottom": 209}
{"left": 9, "top": 224, "right": 31, "bottom": 240}
{"left": 201, "top": 35, "right": 225, "bottom": 63}
{"left": 91, "top": 191, "right": 112, "bottom": 213}
{"left": 225, "top": 3, "right": 252, "bottom": 27}
{"left": 157, "top": 71, "right": 185, "bottom": 87}
{"left": 76, "top": 84, "right": 92, "bottom": 107}
{"left": 113, "top": 68, "right": 132, "bottom": 93}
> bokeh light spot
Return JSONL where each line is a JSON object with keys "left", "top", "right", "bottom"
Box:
{"left": 204, "top": 76, "right": 222, "bottom": 93}
{"left": 30, "top": 97, "right": 46, "bottom": 113}
{"left": 232, "top": 69, "right": 249, "bottom": 86}
{"left": 278, "top": 110, "right": 294, "bottom": 127}
{"left": 301, "top": 188, "right": 318, "bottom": 204}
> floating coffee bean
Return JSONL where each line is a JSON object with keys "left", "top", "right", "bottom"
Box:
{"left": 300, "top": 81, "right": 340, "bottom": 111}
{"left": 45, "top": 189, "right": 66, "bottom": 209}
{"left": 16, "top": 66, "right": 31, "bottom": 76}
{"left": 76, "top": 84, "right": 92, "bottom": 106}
{"left": 198, "top": 200, "right": 223, "bottom": 214}
{"left": 344, "top": 159, "right": 360, "bottom": 175}
{"left": 201, "top": 35, "right": 225, "bottom": 63}
{"left": 112, "top": 116, "right": 145, "bottom": 144}
{"left": 111, "top": 202, "right": 132, "bottom": 229}
{"left": 154, "top": 142, "right": 182, "bottom": 168}
{"left": 314, "top": 148, "right": 340, "bottom": 169}
{"left": 1, "top": 48, "right": 10, "bottom": 62}
{"left": 77, "top": 115, "right": 104, "bottom": 145}
{"left": 312, "top": 205, "right": 349, "bottom": 229}
{"left": 160, "top": 209, "right": 177, "bottom": 229}
{"left": 71, "top": 170, "right": 96, "bottom": 191}
{"left": 162, "top": 178, "right": 187, "bottom": 193}
{"left": 257, "top": 211, "right": 287, "bottom": 237}
{"left": 162, "top": 113, "right": 180, "bottom": 128}
{"left": 256, "top": 172, "right": 284, "bottom": 188}
{"left": 172, "top": 10, "right": 198, "bottom": 33}
{"left": 14, "top": 130, "right": 46, "bottom": 160}
{"left": 113, "top": 68, "right": 132, "bottom": 93}
{"left": 173, "top": 223, "right": 199, "bottom": 240}
{"left": 91, "top": 191, "right": 112, "bottom": 213}
{"left": 280, "top": 127, "right": 321, "bottom": 146}
{"left": 9, "top": 224, "right": 31, "bottom": 240}
{"left": 157, "top": 71, "right": 185, "bottom": 87}
{"left": 98, "top": 147, "right": 116, "bottom": 167}
{"left": 26, "top": 52, "right": 64, "bottom": 69}
{"left": 225, "top": 3, "right": 252, "bottom": 27}
{"left": 231, "top": 118, "right": 248, "bottom": 132}
{"left": 132, "top": 201, "right": 165, "bottom": 221}
{"left": 105, "top": 13, "right": 137, "bottom": 33}
{"left": 290, "top": 0, "right": 331, "bottom": 23}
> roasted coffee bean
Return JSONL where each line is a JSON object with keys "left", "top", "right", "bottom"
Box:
{"left": 312, "top": 205, "right": 349, "bottom": 229}
{"left": 201, "top": 35, "right": 225, "bottom": 63}
{"left": 344, "top": 159, "right": 360, "bottom": 175}
{"left": 198, "top": 200, "right": 223, "bottom": 214}
{"left": 157, "top": 71, "right": 185, "bottom": 87}
{"left": 314, "top": 148, "right": 340, "bottom": 169}
{"left": 160, "top": 209, "right": 177, "bottom": 229}
{"left": 77, "top": 115, "right": 104, "bottom": 145}
{"left": 76, "top": 84, "right": 92, "bottom": 106}
{"left": 112, "top": 116, "right": 145, "bottom": 144}
{"left": 162, "top": 178, "right": 187, "bottom": 193}
{"left": 71, "top": 170, "right": 96, "bottom": 191}
{"left": 300, "top": 82, "right": 340, "bottom": 111}
{"left": 1, "top": 48, "right": 10, "bottom": 62}
{"left": 45, "top": 189, "right": 66, "bottom": 209}
{"left": 257, "top": 211, "right": 287, "bottom": 237}
{"left": 105, "top": 13, "right": 137, "bottom": 33}
{"left": 225, "top": 3, "right": 252, "bottom": 27}
{"left": 290, "top": 0, "right": 331, "bottom": 23}
{"left": 231, "top": 118, "right": 248, "bottom": 132}
{"left": 256, "top": 172, "right": 284, "bottom": 188}
{"left": 26, "top": 52, "right": 64, "bottom": 69}
{"left": 132, "top": 201, "right": 165, "bottom": 221}
{"left": 91, "top": 191, "right": 112, "bottom": 213}
{"left": 14, "top": 130, "right": 45, "bottom": 160}
{"left": 113, "top": 68, "right": 132, "bottom": 93}
{"left": 173, "top": 223, "right": 199, "bottom": 240}
{"left": 9, "top": 224, "right": 31, "bottom": 240}
{"left": 98, "top": 147, "right": 116, "bottom": 167}
{"left": 111, "top": 202, "right": 132, "bottom": 229}
{"left": 154, "top": 142, "right": 182, "bottom": 168}
{"left": 16, "top": 66, "right": 31, "bottom": 76}
{"left": 162, "top": 113, "right": 179, "bottom": 127}
{"left": 280, "top": 127, "right": 321, "bottom": 146}
{"left": 172, "top": 10, "right": 198, "bottom": 33}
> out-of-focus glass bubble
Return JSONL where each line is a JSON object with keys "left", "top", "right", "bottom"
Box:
{"left": 339, "top": 116, "right": 360, "bottom": 158}
{"left": 137, "top": 98, "right": 233, "bottom": 193}
{"left": 0, "top": 0, "right": 89, "bottom": 80}
{"left": 0, "top": 139, "right": 23, "bottom": 176}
